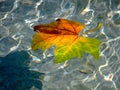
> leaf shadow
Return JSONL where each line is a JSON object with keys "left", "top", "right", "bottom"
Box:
{"left": 0, "top": 50, "right": 44, "bottom": 90}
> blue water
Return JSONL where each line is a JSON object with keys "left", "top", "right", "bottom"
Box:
{"left": 0, "top": 0, "right": 120, "bottom": 90}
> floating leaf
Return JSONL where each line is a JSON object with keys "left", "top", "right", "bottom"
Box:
{"left": 32, "top": 18, "right": 101, "bottom": 63}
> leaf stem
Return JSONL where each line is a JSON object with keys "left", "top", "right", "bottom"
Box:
{"left": 84, "top": 22, "right": 102, "bottom": 34}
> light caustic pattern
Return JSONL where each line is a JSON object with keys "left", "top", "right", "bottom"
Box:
{"left": 0, "top": 0, "right": 120, "bottom": 90}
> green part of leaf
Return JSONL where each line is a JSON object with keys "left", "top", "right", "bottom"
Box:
{"left": 54, "top": 37, "right": 101, "bottom": 63}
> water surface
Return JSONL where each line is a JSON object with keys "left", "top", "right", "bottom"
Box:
{"left": 0, "top": 0, "right": 120, "bottom": 90}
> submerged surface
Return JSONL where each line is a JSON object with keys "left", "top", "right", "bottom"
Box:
{"left": 0, "top": 0, "right": 120, "bottom": 90}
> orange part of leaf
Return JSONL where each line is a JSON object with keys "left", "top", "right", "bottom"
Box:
{"left": 34, "top": 18, "right": 85, "bottom": 35}
{"left": 32, "top": 18, "right": 85, "bottom": 51}
{"left": 32, "top": 32, "right": 78, "bottom": 51}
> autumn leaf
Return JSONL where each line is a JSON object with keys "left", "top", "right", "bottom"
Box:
{"left": 32, "top": 18, "right": 101, "bottom": 63}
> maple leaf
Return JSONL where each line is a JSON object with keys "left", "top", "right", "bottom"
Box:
{"left": 32, "top": 18, "right": 101, "bottom": 63}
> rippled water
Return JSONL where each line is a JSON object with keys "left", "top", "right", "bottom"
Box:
{"left": 0, "top": 0, "right": 120, "bottom": 90}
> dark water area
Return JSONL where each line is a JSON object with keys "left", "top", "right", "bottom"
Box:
{"left": 0, "top": 51, "right": 44, "bottom": 90}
